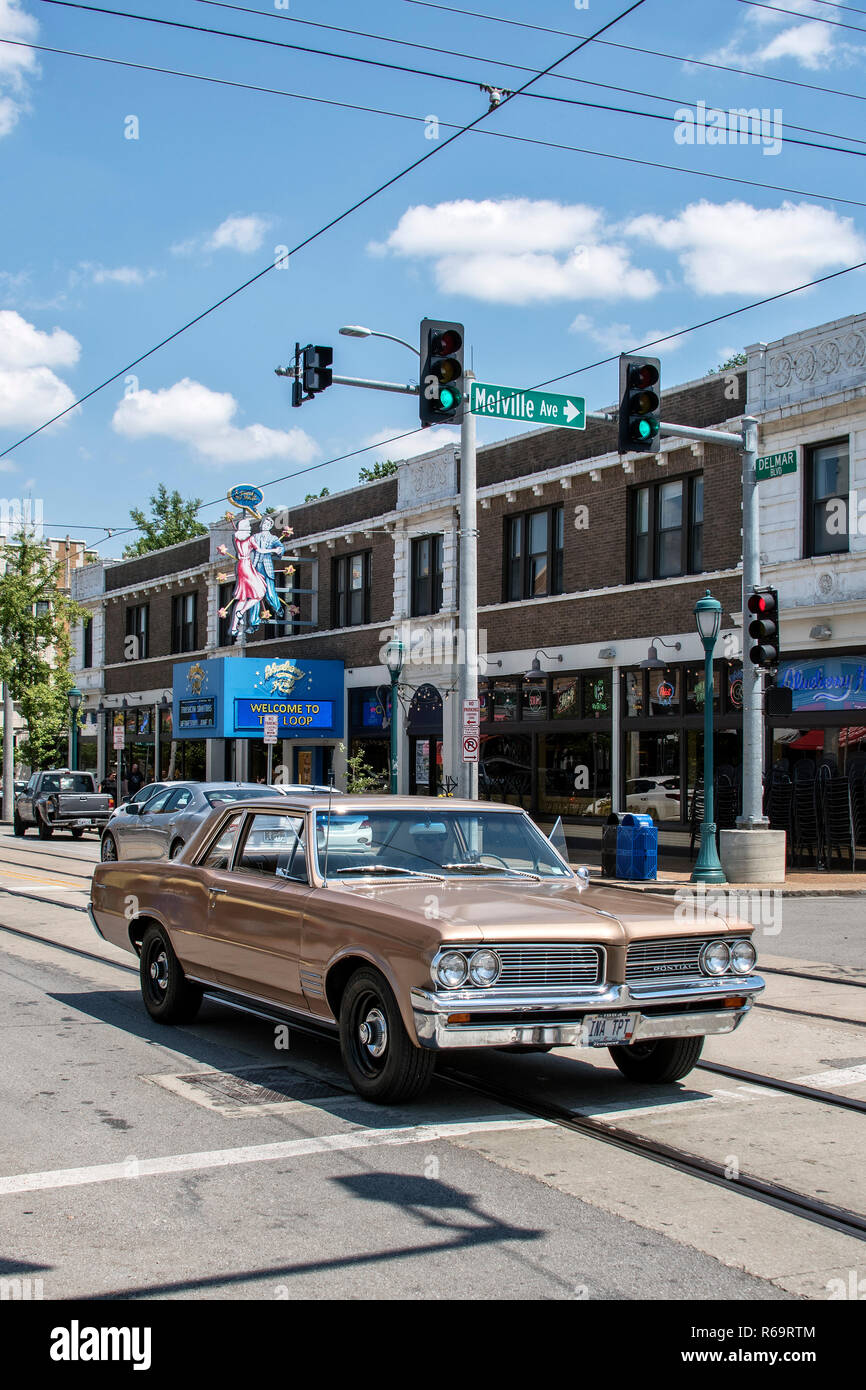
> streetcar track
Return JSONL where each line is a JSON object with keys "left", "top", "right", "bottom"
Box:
{"left": 761, "top": 964, "right": 866, "bottom": 990}
{"left": 695, "top": 1059, "right": 866, "bottom": 1115}
{"left": 757, "top": 1001, "right": 866, "bottom": 1029}
{"left": 0, "top": 914, "right": 863, "bottom": 1241}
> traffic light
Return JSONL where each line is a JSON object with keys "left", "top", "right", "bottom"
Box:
{"left": 747, "top": 587, "right": 780, "bottom": 667}
{"left": 618, "top": 353, "right": 661, "bottom": 454}
{"left": 420, "top": 318, "right": 465, "bottom": 427}
{"left": 302, "top": 344, "right": 333, "bottom": 395}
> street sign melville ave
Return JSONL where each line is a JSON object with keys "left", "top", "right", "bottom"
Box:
{"left": 471, "top": 381, "right": 585, "bottom": 430}
{"left": 756, "top": 449, "right": 797, "bottom": 482}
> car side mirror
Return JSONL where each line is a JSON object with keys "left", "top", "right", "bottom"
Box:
{"left": 126, "top": 804, "right": 141, "bottom": 815}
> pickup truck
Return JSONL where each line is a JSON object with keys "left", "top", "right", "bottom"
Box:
{"left": 14, "top": 770, "right": 115, "bottom": 840}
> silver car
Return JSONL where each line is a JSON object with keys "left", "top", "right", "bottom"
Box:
{"left": 99, "top": 781, "right": 331, "bottom": 862}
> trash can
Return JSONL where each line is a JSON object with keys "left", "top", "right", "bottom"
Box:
{"left": 601, "top": 812, "right": 625, "bottom": 878}
{"left": 615, "top": 812, "right": 658, "bottom": 881}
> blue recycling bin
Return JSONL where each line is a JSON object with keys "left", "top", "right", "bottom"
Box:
{"left": 615, "top": 812, "right": 658, "bottom": 881}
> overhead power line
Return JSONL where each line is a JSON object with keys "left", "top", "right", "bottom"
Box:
{"left": 29, "top": 0, "right": 866, "bottom": 159}
{"left": 2, "top": 36, "right": 864, "bottom": 208}
{"left": 1, "top": 0, "right": 649, "bottom": 460}
{"left": 737, "top": 0, "right": 866, "bottom": 31}
{"left": 191, "top": 0, "right": 866, "bottom": 150}
{"left": 397, "top": 0, "right": 866, "bottom": 105}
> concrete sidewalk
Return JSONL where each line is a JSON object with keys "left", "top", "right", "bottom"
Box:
{"left": 584, "top": 866, "right": 866, "bottom": 896}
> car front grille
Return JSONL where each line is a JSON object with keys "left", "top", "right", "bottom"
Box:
{"left": 494, "top": 945, "right": 604, "bottom": 989}
{"left": 626, "top": 938, "right": 716, "bottom": 982}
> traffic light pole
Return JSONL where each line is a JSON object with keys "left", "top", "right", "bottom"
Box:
{"left": 458, "top": 369, "right": 479, "bottom": 801}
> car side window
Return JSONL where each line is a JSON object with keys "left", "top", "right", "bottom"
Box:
{"left": 200, "top": 811, "right": 245, "bottom": 871}
{"left": 165, "top": 788, "right": 193, "bottom": 812}
{"left": 143, "top": 789, "right": 174, "bottom": 815}
{"left": 235, "top": 814, "right": 309, "bottom": 884}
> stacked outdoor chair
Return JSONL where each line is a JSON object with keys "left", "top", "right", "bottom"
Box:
{"left": 765, "top": 771, "right": 794, "bottom": 864}
{"left": 820, "top": 772, "right": 857, "bottom": 872}
{"left": 688, "top": 782, "right": 705, "bottom": 860}
{"left": 715, "top": 773, "right": 739, "bottom": 835}
{"left": 847, "top": 754, "right": 866, "bottom": 847}
{"left": 792, "top": 763, "right": 822, "bottom": 867}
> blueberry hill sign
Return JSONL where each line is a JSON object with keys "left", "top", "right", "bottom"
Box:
{"left": 471, "top": 381, "right": 586, "bottom": 430}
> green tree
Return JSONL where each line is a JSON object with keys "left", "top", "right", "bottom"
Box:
{"left": 304, "top": 487, "right": 330, "bottom": 502}
{"left": 0, "top": 532, "right": 88, "bottom": 768}
{"left": 123, "top": 484, "right": 207, "bottom": 557}
{"left": 709, "top": 350, "right": 747, "bottom": 373}
{"left": 344, "top": 745, "right": 384, "bottom": 793}
{"left": 358, "top": 459, "right": 398, "bottom": 483}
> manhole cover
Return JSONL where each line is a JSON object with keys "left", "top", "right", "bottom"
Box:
{"left": 146, "top": 1065, "right": 349, "bottom": 1116}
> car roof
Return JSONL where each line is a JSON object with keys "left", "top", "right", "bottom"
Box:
{"left": 213, "top": 794, "right": 527, "bottom": 813}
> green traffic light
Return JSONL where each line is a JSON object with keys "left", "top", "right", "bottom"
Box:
{"left": 439, "top": 386, "right": 461, "bottom": 412}
{"left": 637, "top": 419, "right": 652, "bottom": 439}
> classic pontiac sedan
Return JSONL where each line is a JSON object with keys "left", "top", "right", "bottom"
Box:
{"left": 89, "top": 795, "right": 764, "bottom": 1104}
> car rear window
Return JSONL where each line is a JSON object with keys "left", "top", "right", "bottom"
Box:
{"left": 43, "top": 774, "right": 94, "bottom": 794}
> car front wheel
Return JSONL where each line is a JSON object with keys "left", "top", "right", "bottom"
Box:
{"left": 139, "top": 924, "right": 202, "bottom": 1024}
{"left": 37, "top": 820, "right": 53, "bottom": 840}
{"left": 609, "top": 1035, "right": 704, "bottom": 1084}
{"left": 13, "top": 813, "right": 25, "bottom": 837}
{"left": 339, "top": 967, "right": 435, "bottom": 1105}
{"left": 100, "top": 833, "right": 118, "bottom": 862}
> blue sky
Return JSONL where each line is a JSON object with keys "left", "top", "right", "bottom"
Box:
{"left": 1, "top": 0, "right": 865, "bottom": 555}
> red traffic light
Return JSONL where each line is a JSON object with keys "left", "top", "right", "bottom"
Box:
{"left": 433, "top": 329, "right": 462, "bottom": 356}
{"left": 629, "top": 363, "right": 659, "bottom": 390}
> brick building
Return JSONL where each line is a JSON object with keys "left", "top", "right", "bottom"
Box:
{"left": 71, "top": 310, "right": 866, "bottom": 845}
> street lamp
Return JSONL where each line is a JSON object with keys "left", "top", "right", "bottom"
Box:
{"left": 384, "top": 638, "right": 405, "bottom": 794}
{"left": 691, "top": 591, "right": 726, "bottom": 885}
{"left": 67, "top": 686, "right": 82, "bottom": 771}
{"left": 339, "top": 325, "right": 420, "bottom": 357}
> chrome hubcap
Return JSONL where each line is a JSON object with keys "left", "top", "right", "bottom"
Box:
{"left": 149, "top": 951, "right": 169, "bottom": 991}
{"left": 358, "top": 1007, "right": 388, "bottom": 1058}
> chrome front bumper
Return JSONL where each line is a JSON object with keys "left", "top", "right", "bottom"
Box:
{"left": 410, "top": 974, "right": 765, "bottom": 1050}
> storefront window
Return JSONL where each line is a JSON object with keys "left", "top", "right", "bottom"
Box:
{"left": 623, "top": 668, "right": 645, "bottom": 717}
{"left": 477, "top": 679, "right": 492, "bottom": 722}
{"left": 538, "top": 731, "right": 611, "bottom": 817}
{"left": 521, "top": 681, "right": 548, "bottom": 720}
{"left": 552, "top": 675, "right": 580, "bottom": 719}
{"left": 687, "top": 731, "right": 742, "bottom": 825}
{"left": 348, "top": 737, "right": 389, "bottom": 791}
{"left": 725, "top": 662, "right": 744, "bottom": 713}
{"left": 491, "top": 680, "right": 519, "bottom": 722}
{"left": 685, "top": 664, "right": 719, "bottom": 715}
{"left": 582, "top": 672, "right": 611, "bottom": 719}
{"left": 648, "top": 667, "right": 680, "bottom": 716}
{"left": 624, "top": 730, "right": 681, "bottom": 821}
{"left": 479, "top": 734, "right": 531, "bottom": 808}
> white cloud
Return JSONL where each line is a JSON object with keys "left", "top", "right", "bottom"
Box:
{"left": 701, "top": 1, "right": 860, "bottom": 71}
{"left": 85, "top": 264, "right": 158, "bottom": 286}
{"left": 0, "top": 2, "right": 39, "bottom": 137}
{"left": 112, "top": 378, "right": 318, "bottom": 466}
{"left": 372, "top": 198, "right": 660, "bottom": 304}
{"left": 206, "top": 215, "right": 270, "bottom": 254}
{"left": 363, "top": 426, "right": 460, "bottom": 462}
{"left": 0, "top": 310, "right": 79, "bottom": 428}
{"left": 569, "top": 314, "right": 685, "bottom": 355}
{"left": 624, "top": 200, "right": 866, "bottom": 296}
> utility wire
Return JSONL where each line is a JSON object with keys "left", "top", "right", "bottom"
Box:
{"left": 29, "top": 0, "right": 866, "bottom": 159}
{"left": 192, "top": 0, "right": 866, "bottom": 149}
{"left": 398, "top": 0, "right": 866, "bottom": 105}
{"left": 3, "top": 36, "right": 864, "bottom": 208}
{"left": 1, "top": 0, "right": 649, "bottom": 460}
{"left": 737, "top": 0, "right": 866, "bottom": 31}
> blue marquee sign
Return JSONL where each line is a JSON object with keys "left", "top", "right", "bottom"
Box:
{"left": 173, "top": 657, "right": 344, "bottom": 739}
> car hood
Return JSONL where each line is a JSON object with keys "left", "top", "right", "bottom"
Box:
{"left": 331, "top": 877, "right": 751, "bottom": 944}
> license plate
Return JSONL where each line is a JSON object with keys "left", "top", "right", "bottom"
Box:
{"left": 582, "top": 1012, "right": 638, "bottom": 1047}
{"left": 74, "top": 819, "right": 92, "bottom": 827}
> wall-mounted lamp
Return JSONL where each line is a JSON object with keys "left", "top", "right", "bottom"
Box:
{"left": 640, "top": 637, "right": 682, "bottom": 670}
{"left": 809, "top": 624, "right": 832, "bottom": 641}
{"left": 598, "top": 647, "right": 617, "bottom": 660}
{"left": 524, "top": 650, "right": 563, "bottom": 681}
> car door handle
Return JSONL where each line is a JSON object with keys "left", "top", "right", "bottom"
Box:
{"left": 209, "top": 886, "right": 228, "bottom": 896}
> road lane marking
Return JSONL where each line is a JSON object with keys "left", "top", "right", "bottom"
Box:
{"left": 795, "top": 1062, "right": 866, "bottom": 1089}
{"left": 0, "top": 869, "right": 85, "bottom": 888}
{"left": 0, "top": 1117, "right": 549, "bottom": 1196}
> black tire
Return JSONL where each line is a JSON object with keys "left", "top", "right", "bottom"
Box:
{"left": 168, "top": 839, "right": 185, "bottom": 860}
{"left": 37, "top": 820, "right": 53, "bottom": 840}
{"left": 609, "top": 1035, "right": 704, "bottom": 1084}
{"left": 13, "top": 813, "right": 25, "bottom": 837}
{"left": 339, "top": 966, "right": 435, "bottom": 1104}
{"left": 70, "top": 828, "right": 84, "bottom": 840}
{"left": 139, "top": 924, "right": 202, "bottom": 1024}
{"left": 100, "top": 833, "right": 118, "bottom": 862}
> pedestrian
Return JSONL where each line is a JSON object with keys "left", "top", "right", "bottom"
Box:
{"left": 128, "top": 762, "right": 144, "bottom": 795}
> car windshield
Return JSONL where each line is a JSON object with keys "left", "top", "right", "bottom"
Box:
{"left": 314, "top": 809, "right": 571, "bottom": 880}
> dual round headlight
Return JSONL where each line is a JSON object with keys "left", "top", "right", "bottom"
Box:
{"left": 700, "top": 938, "right": 756, "bottom": 976}
{"left": 436, "top": 949, "right": 501, "bottom": 989}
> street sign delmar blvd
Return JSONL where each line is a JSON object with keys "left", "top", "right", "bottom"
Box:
{"left": 471, "top": 381, "right": 586, "bottom": 430}
{"left": 756, "top": 448, "right": 797, "bottom": 482}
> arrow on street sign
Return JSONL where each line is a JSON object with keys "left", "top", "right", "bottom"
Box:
{"left": 470, "top": 381, "right": 586, "bottom": 430}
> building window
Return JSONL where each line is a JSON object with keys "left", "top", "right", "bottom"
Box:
{"left": 125, "top": 602, "right": 149, "bottom": 660}
{"left": 82, "top": 616, "right": 93, "bottom": 669}
{"left": 332, "top": 551, "right": 371, "bottom": 628}
{"left": 630, "top": 476, "right": 704, "bottom": 582}
{"left": 217, "top": 582, "right": 234, "bottom": 647}
{"left": 806, "top": 440, "right": 849, "bottom": 557}
{"left": 505, "top": 504, "right": 564, "bottom": 601}
{"left": 411, "top": 534, "right": 444, "bottom": 616}
{"left": 171, "top": 592, "right": 198, "bottom": 653}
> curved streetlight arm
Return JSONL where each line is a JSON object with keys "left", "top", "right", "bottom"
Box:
{"left": 340, "top": 326, "right": 420, "bottom": 358}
